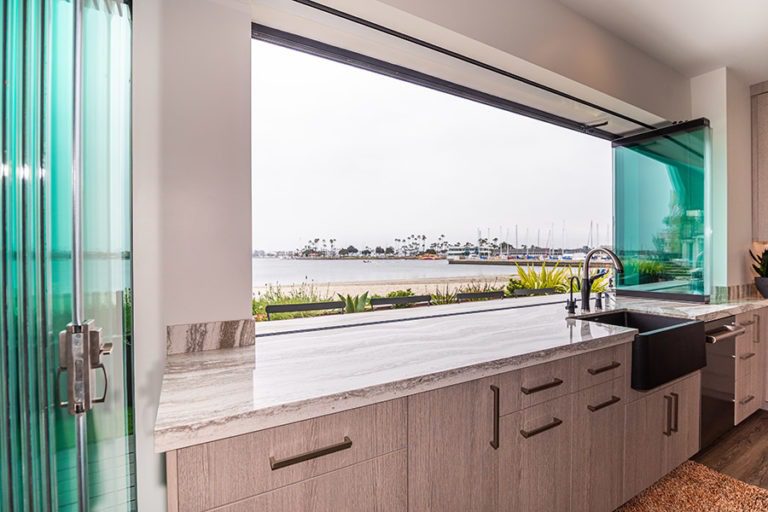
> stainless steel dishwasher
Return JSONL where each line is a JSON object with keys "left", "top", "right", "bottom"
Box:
{"left": 700, "top": 315, "right": 747, "bottom": 450}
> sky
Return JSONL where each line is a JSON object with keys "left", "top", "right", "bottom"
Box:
{"left": 251, "top": 40, "right": 613, "bottom": 252}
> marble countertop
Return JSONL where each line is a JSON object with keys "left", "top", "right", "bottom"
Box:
{"left": 602, "top": 296, "right": 768, "bottom": 322}
{"left": 154, "top": 295, "right": 768, "bottom": 452}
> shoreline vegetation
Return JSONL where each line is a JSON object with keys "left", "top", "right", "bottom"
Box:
{"left": 252, "top": 274, "right": 509, "bottom": 298}
{"left": 252, "top": 263, "right": 610, "bottom": 322}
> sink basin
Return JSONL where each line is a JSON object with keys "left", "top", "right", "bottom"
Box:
{"left": 581, "top": 311, "right": 706, "bottom": 390}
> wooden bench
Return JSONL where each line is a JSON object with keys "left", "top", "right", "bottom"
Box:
{"left": 456, "top": 290, "right": 505, "bottom": 303}
{"left": 265, "top": 301, "right": 345, "bottom": 320}
{"left": 512, "top": 287, "right": 557, "bottom": 297}
{"left": 369, "top": 295, "right": 432, "bottom": 310}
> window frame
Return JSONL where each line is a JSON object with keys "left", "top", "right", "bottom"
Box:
{"left": 253, "top": 23, "right": 629, "bottom": 142}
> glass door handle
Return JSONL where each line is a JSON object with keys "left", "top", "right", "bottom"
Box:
{"left": 58, "top": 320, "right": 112, "bottom": 414}
{"left": 92, "top": 364, "right": 109, "bottom": 404}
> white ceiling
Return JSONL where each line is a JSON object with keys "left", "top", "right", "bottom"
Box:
{"left": 557, "top": 0, "right": 768, "bottom": 85}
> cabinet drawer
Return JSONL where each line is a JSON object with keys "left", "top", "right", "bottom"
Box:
{"left": 509, "top": 357, "right": 574, "bottom": 411}
{"left": 735, "top": 371, "right": 761, "bottom": 424}
{"left": 571, "top": 379, "right": 625, "bottom": 512}
{"left": 175, "top": 399, "right": 406, "bottom": 512}
{"left": 214, "top": 450, "right": 406, "bottom": 512}
{"left": 736, "top": 330, "right": 759, "bottom": 380}
{"left": 573, "top": 344, "right": 629, "bottom": 390}
{"left": 499, "top": 394, "right": 572, "bottom": 512}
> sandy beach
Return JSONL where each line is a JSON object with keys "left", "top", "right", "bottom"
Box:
{"left": 253, "top": 274, "right": 513, "bottom": 298}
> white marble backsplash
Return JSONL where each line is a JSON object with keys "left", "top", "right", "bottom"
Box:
{"left": 166, "top": 318, "right": 255, "bottom": 355}
{"left": 713, "top": 283, "right": 760, "bottom": 302}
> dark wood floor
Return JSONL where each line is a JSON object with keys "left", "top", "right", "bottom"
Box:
{"left": 695, "top": 409, "right": 768, "bottom": 489}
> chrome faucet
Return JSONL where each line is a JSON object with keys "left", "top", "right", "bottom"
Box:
{"left": 581, "top": 247, "right": 624, "bottom": 312}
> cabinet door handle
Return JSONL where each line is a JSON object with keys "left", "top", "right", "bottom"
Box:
{"left": 670, "top": 392, "right": 679, "bottom": 433}
{"left": 663, "top": 395, "right": 673, "bottom": 436}
{"left": 740, "top": 395, "right": 755, "bottom": 405}
{"left": 520, "top": 417, "right": 563, "bottom": 439}
{"left": 740, "top": 352, "right": 757, "bottom": 360}
{"left": 490, "top": 385, "right": 500, "bottom": 450}
{"left": 707, "top": 325, "right": 746, "bottom": 344}
{"left": 587, "top": 395, "right": 621, "bottom": 412}
{"left": 270, "top": 436, "right": 353, "bottom": 470}
{"left": 587, "top": 361, "right": 621, "bottom": 375}
{"left": 754, "top": 314, "right": 760, "bottom": 343}
{"left": 521, "top": 378, "right": 563, "bottom": 395}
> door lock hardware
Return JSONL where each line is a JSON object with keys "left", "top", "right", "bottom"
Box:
{"left": 58, "top": 320, "right": 111, "bottom": 414}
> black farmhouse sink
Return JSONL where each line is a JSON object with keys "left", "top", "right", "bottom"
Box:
{"left": 581, "top": 311, "right": 706, "bottom": 390}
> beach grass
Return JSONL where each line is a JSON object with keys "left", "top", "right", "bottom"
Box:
{"left": 253, "top": 265, "right": 613, "bottom": 321}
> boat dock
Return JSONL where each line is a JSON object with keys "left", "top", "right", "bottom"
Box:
{"left": 448, "top": 259, "right": 612, "bottom": 268}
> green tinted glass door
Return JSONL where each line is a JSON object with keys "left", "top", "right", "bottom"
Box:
{"left": 1, "top": 1, "right": 135, "bottom": 510}
{"left": 613, "top": 119, "right": 712, "bottom": 300}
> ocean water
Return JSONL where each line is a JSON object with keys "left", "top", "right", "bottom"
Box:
{"left": 252, "top": 258, "right": 518, "bottom": 286}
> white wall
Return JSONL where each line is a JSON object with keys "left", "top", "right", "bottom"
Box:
{"left": 691, "top": 67, "right": 753, "bottom": 287}
{"left": 133, "top": 0, "right": 252, "bottom": 509}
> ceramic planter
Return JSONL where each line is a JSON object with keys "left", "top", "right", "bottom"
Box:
{"left": 756, "top": 277, "right": 768, "bottom": 298}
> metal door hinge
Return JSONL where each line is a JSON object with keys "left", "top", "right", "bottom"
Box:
{"left": 58, "top": 320, "right": 113, "bottom": 415}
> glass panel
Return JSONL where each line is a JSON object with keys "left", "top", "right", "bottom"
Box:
{"left": 50, "top": 0, "right": 78, "bottom": 508}
{"left": 79, "top": 1, "right": 135, "bottom": 509}
{"left": 613, "top": 121, "right": 711, "bottom": 299}
{"left": 2, "top": 1, "right": 134, "bottom": 510}
{"left": 253, "top": 8, "right": 667, "bottom": 138}
{"left": 1, "top": 1, "right": 55, "bottom": 510}
{"left": 50, "top": 0, "right": 135, "bottom": 509}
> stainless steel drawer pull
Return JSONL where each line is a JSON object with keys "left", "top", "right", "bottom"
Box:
{"left": 270, "top": 436, "right": 353, "bottom": 470}
{"left": 707, "top": 324, "right": 746, "bottom": 344}
{"left": 740, "top": 395, "right": 755, "bottom": 405}
{"left": 587, "top": 395, "right": 621, "bottom": 412}
{"left": 587, "top": 361, "right": 621, "bottom": 375}
{"left": 740, "top": 352, "right": 757, "bottom": 361}
{"left": 520, "top": 417, "right": 563, "bottom": 439}
{"left": 521, "top": 378, "right": 563, "bottom": 395}
{"left": 741, "top": 320, "right": 755, "bottom": 326}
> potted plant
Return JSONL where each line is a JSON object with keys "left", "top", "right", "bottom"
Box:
{"left": 750, "top": 248, "right": 768, "bottom": 298}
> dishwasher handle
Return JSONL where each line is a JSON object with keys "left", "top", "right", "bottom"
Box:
{"left": 706, "top": 324, "right": 746, "bottom": 344}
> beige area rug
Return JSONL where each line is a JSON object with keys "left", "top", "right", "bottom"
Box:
{"left": 618, "top": 461, "right": 768, "bottom": 512}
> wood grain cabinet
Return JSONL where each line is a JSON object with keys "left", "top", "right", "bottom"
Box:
{"left": 165, "top": 341, "right": 719, "bottom": 512}
{"left": 623, "top": 371, "right": 700, "bottom": 502}
{"left": 406, "top": 345, "right": 632, "bottom": 512}
{"left": 570, "top": 379, "right": 626, "bottom": 512}
{"left": 209, "top": 451, "right": 406, "bottom": 512}
{"left": 735, "top": 311, "right": 768, "bottom": 423}
{"left": 499, "top": 394, "right": 573, "bottom": 512}
{"left": 407, "top": 376, "right": 500, "bottom": 512}
{"left": 664, "top": 371, "right": 701, "bottom": 472}
{"left": 168, "top": 400, "right": 406, "bottom": 512}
